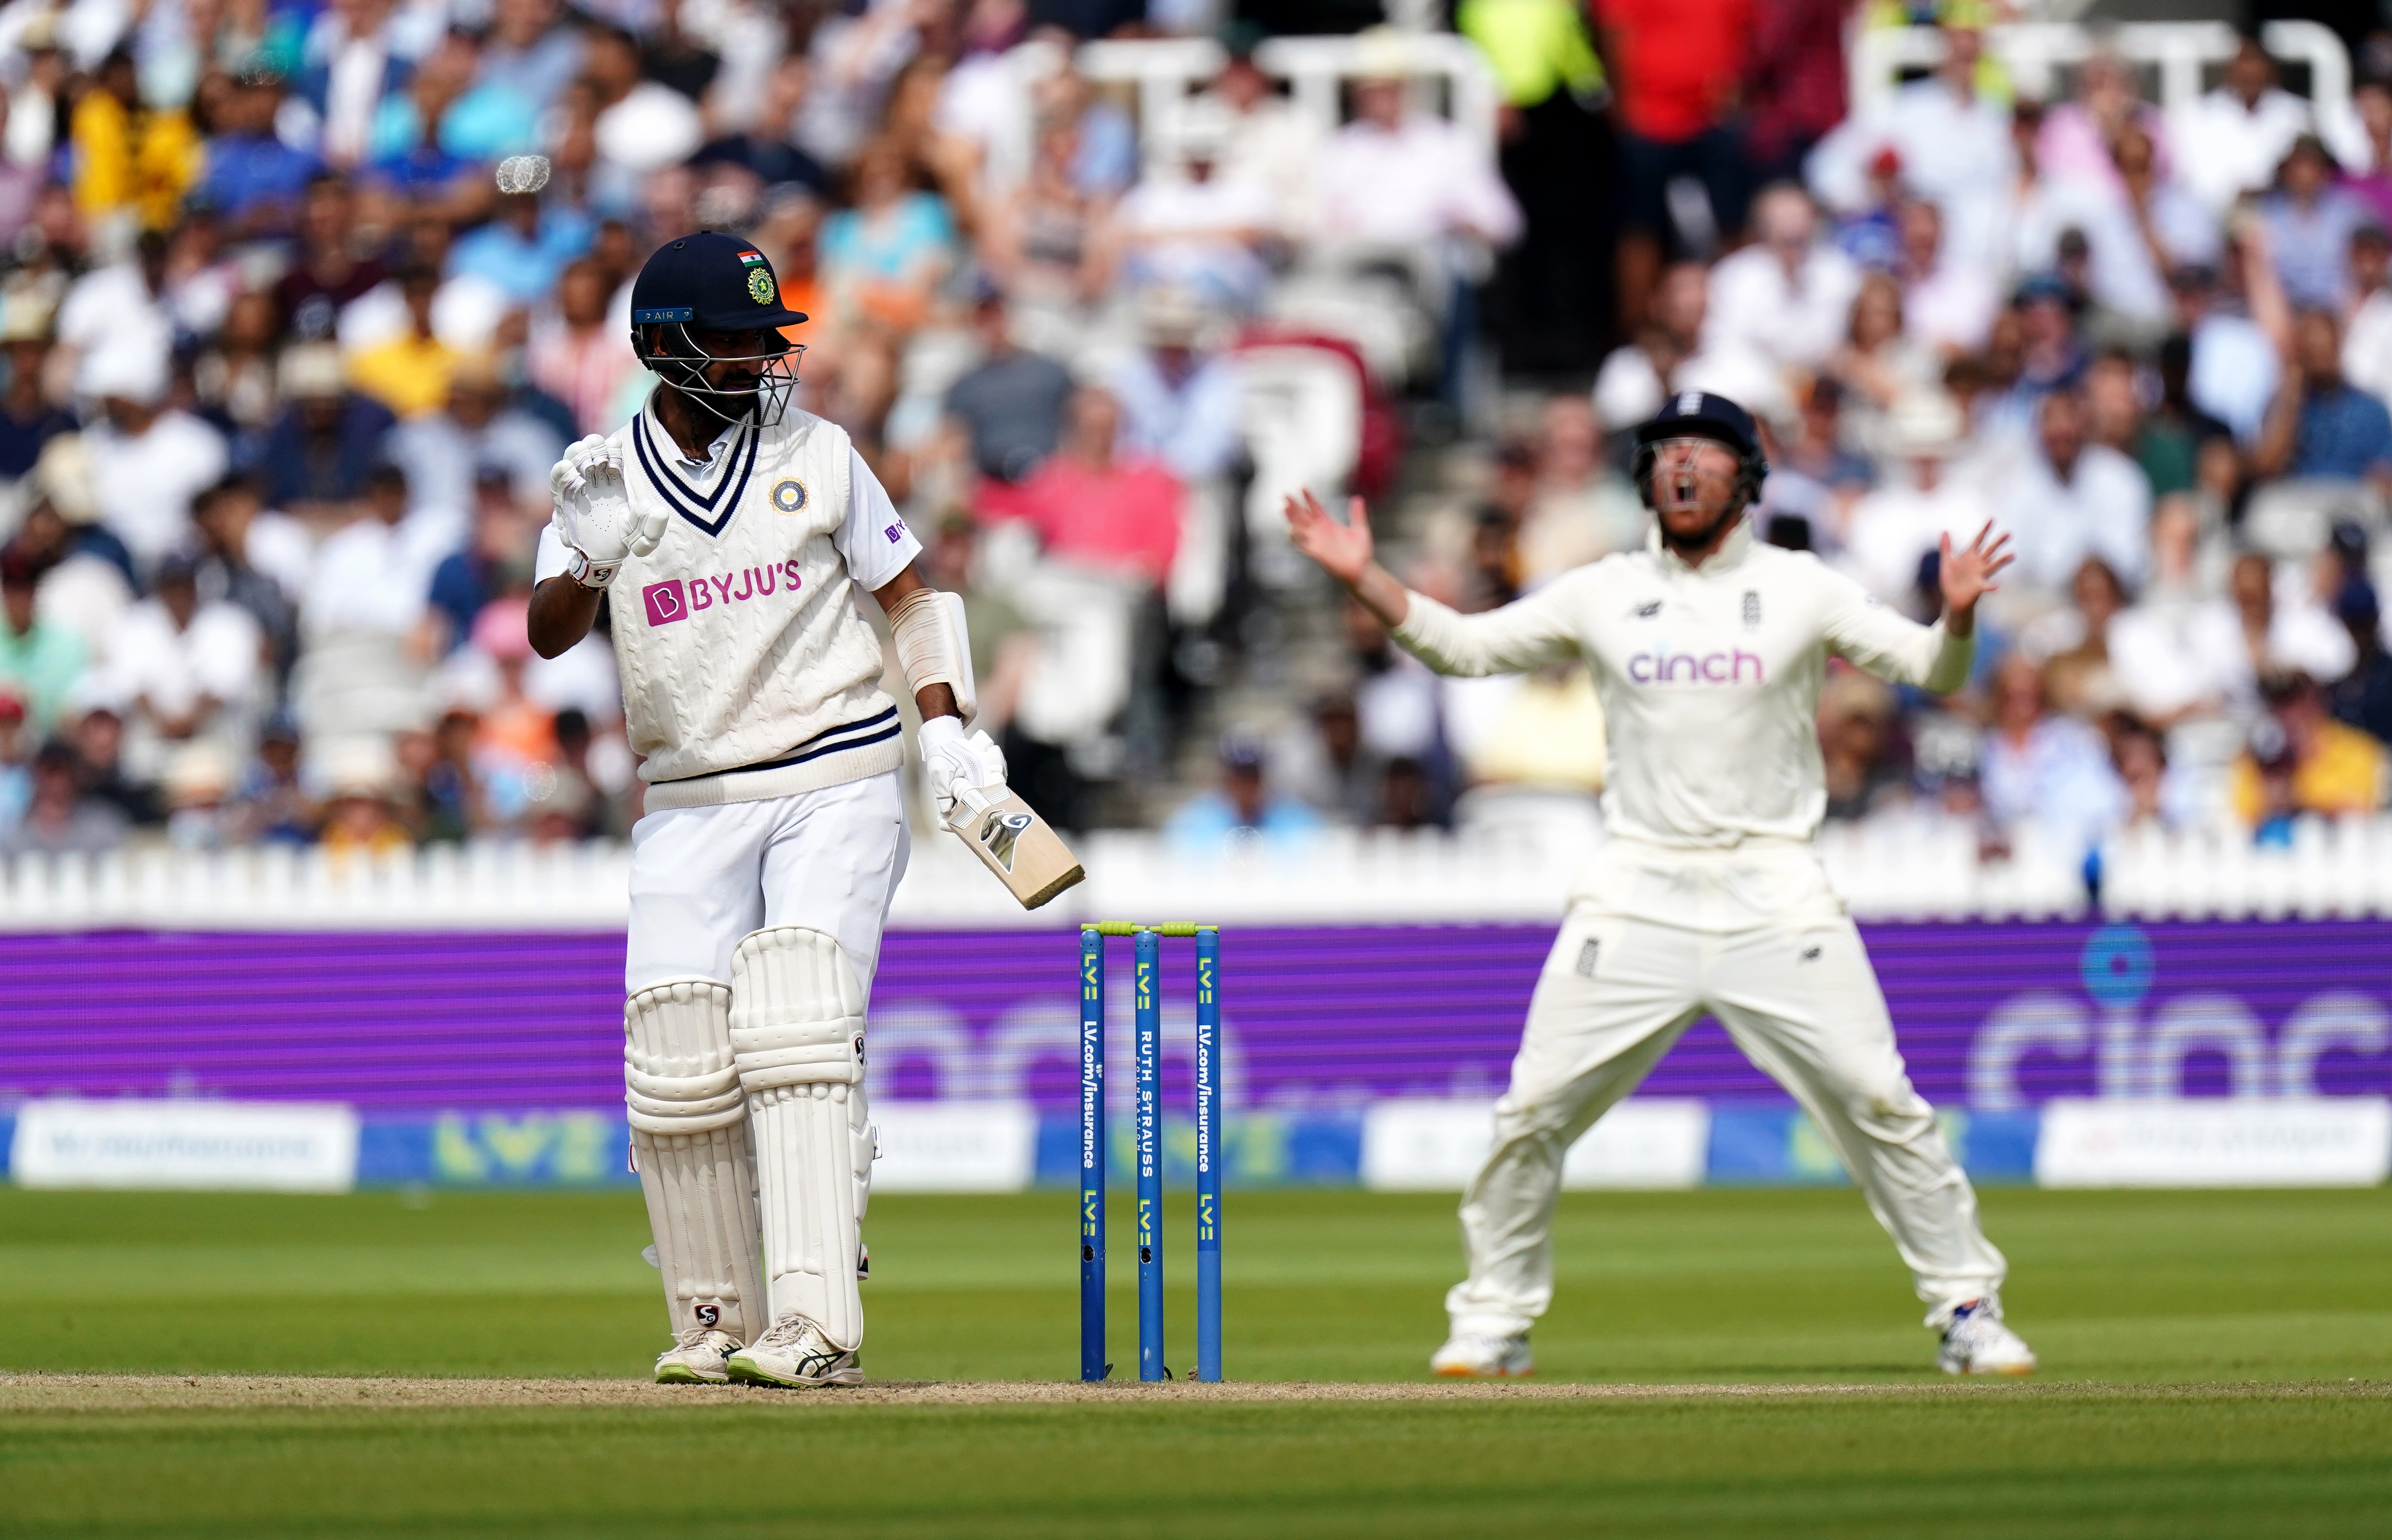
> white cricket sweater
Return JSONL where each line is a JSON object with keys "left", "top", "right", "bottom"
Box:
{"left": 1393, "top": 519, "right": 1972, "bottom": 853}
{"left": 544, "top": 401, "right": 922, "bottom": 808}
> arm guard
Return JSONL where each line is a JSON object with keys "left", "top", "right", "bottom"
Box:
{"left": 888, "top": 587, "right": 978, "bottom": 721}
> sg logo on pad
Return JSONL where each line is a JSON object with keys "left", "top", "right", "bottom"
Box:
{"left": 642, "top": 579, "right": 689, "bottom": 627}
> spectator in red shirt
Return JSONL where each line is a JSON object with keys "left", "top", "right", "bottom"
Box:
{"left": 1743, "top": 0, "right": 1850, "bottom": 186}
{"left": 1596, "top": 0, "right": 1754, "bottom": 335}
{"left": 976, "top": 386, "right": 1182, "bottom": 585}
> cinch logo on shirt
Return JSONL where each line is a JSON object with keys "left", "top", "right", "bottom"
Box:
{"left": 1628, "top": 647, "right": 1765, "bottom": 684}
{"left": 641, "top": 559, "right": 806, "bottom": 627}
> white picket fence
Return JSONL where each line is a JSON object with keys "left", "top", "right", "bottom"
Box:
{"left": 2, "top": 817, "right": 2390, "bottom": 931}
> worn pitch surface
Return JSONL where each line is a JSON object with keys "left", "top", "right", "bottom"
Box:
{"left": 3, "top": 1187, "right": 2388, "bottom": 1534}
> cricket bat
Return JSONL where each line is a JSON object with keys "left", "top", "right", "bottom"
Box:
{"left": 946, "top": 786, "right": 1085, "bottom": 909}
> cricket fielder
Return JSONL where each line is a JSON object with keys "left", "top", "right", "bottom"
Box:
{"left": 1284, "top": 392, "right": 2036, "bottom": 1378}
{"left": 528, "top": 232, "right": 1002, "bottom": 1387}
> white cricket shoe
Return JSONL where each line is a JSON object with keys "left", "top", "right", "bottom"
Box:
{"left": 725, "top": 1313, "right": 865, "bottom": 1388}
{"left": 1431, "top": 1331, "right": 1534, "bottom": 1378}
{"left": 1937, "top": 1299, "right": 2037, "bottom": 1376}
{"left": 655, "top": 1325, "right": 742, "bottom": 1384}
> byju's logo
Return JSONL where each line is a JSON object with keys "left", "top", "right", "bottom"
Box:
{"left": 1628, "top": 647, "right": 1764, "bottom": 684}
{"left": 643, "top": 579, "right": 689, "bottom": 627}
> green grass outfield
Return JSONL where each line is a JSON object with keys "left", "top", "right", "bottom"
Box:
{"left": 3, "top": 1185, "right": 2389, "bottom": 1536}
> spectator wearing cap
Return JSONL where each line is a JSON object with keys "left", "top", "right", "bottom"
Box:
{"left": 2228, "top": 670, "right": 2388, "bottom": 828}
{"left": 2000, "top": 389, "right": 2152, "bottom": 593}
{"left": 1312, "top": 29, "right": 1521, "bottom": 407}
{"left": 1704, "top": 183, "right": 1861, "bottom": 373}
{"left": 1840, "top": 389, "right": 1993, "bottom": 605}
{"left": 945, "top": 283, "right": 1074, "bottom": 483}
{"left": 2170, "top": 35, "right": 2316, "bottom": 215}
{"left": 261, "top": 342, "right": 400, "bottom": 518}
{"left": 2329, "top": 581, "right": 2392, "bottom": 744}
{"left": 102, "top": 553, "right": 265, "bottom": 781}
{"left": 1196, "top": 32, "right": 1323, "bottom": 242}
{"left": 198, "top": 64, "right": 322, "bottom": 236}
{"left": 0, "top": 294, "right": 72, "bottom": 479}
{"left": 1162, "top": 734, "right": 1326, "bottom": 851}
{"left": 2254, "top": 308, "right": 2392, "bottom": 496}
{"left": 314, "top": 738, "right": 412, "bottom": 858}
{"left": 81, "top": 337, "right": 230, "bottom": 572}
{"left": 0, "top": 550, "right": 84, "bottom": 733}
{"left": 1107, "top": 289, "right": 1243, "bottom": 487}
{"left": 2261, "top": 136, "right": 2373, "bottom": 313}
{"left": 0, "top": 739, "right": 128, "bottom": 856}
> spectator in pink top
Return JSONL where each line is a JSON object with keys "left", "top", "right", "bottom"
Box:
{"left": 975, "top": 387, "right": 1182, "bottom": 584}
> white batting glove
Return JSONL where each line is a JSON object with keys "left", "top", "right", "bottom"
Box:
{"left": 918, "top": 715, "right": 1007, "bottom": 823}
{"left": 548, "top": 438, "right": 663, "bottom": 587}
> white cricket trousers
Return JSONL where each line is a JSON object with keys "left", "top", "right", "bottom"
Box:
{"left": 625, "top": 770, "right": 912, "bottom": 995}
{"left": 1446, "top": 846, "right": 2007, "bottom": 1338}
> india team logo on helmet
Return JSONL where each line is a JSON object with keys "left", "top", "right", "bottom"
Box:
{"left": 749, "top": 268, "right": 775, "bottom": 305}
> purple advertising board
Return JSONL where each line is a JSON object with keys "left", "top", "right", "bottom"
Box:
{"left": 0, "top": 923, "right": 2386, "bottom": 1111}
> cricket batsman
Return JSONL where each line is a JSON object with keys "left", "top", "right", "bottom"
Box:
{"left": 1284, "top": 392, "right": 2037, "bottom": 1378}
{"left": 527, "top": 232, "right": 1003, "bottom": 1387}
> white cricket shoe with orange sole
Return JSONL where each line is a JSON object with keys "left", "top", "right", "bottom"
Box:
{"left": 1431, "top": 1331, "right": 1534, "bottom": 1378}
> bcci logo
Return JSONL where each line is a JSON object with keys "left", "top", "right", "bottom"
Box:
{"left": 977, "top": 808, "right": 1034, "bottom": 872}
{"left": 748, "top": 268, "right": 776, "bottom": 305}
{"left": 770, "top": 478, "right": 808, "bottom": 514}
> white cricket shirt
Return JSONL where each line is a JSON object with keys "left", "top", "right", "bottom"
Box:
{"left": 537, "top": 401, "right": 922, "bottom": 806}
{"left": 1392, "top": 518, "right": 1972, "bottom": 854}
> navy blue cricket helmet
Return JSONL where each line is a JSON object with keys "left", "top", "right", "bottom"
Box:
{"left": 1631, "top": 390, "right": 1769, "bottom": 512}
{"left": 629, "top": 232, "right": 808, "bottom": 426}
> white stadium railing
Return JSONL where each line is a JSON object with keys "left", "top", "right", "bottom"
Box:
{"left": 1851, "top": 19, "right": 2353, "bottom": 120}
{"left": 4, "top": 819, "right": 2392, "bottom": 930}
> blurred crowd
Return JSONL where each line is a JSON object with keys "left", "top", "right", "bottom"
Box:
{"left": 0, "top": 0, "right": 2387, "bottom": 866}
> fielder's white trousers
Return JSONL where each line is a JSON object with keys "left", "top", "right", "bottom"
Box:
{"left": 1447, "top": 842, "right": 2007, "bottom": 1338}
{"left": 625, "top": 770, "right": 912, "bottom": 995}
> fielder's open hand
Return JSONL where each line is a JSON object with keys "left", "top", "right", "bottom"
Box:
{"left": 1937, "top": 519, "right": 2014, "bottom": 631}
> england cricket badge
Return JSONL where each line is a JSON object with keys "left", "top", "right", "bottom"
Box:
{"left": 770, "top": 478, "right": 808, "bottom": 514}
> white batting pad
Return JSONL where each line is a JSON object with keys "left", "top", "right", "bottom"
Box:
{"left": 624, "top": 978, "right": 766, "bottom": 1343}
{"left": 731, "top": 927, "right": 874, "bottom": 1349}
